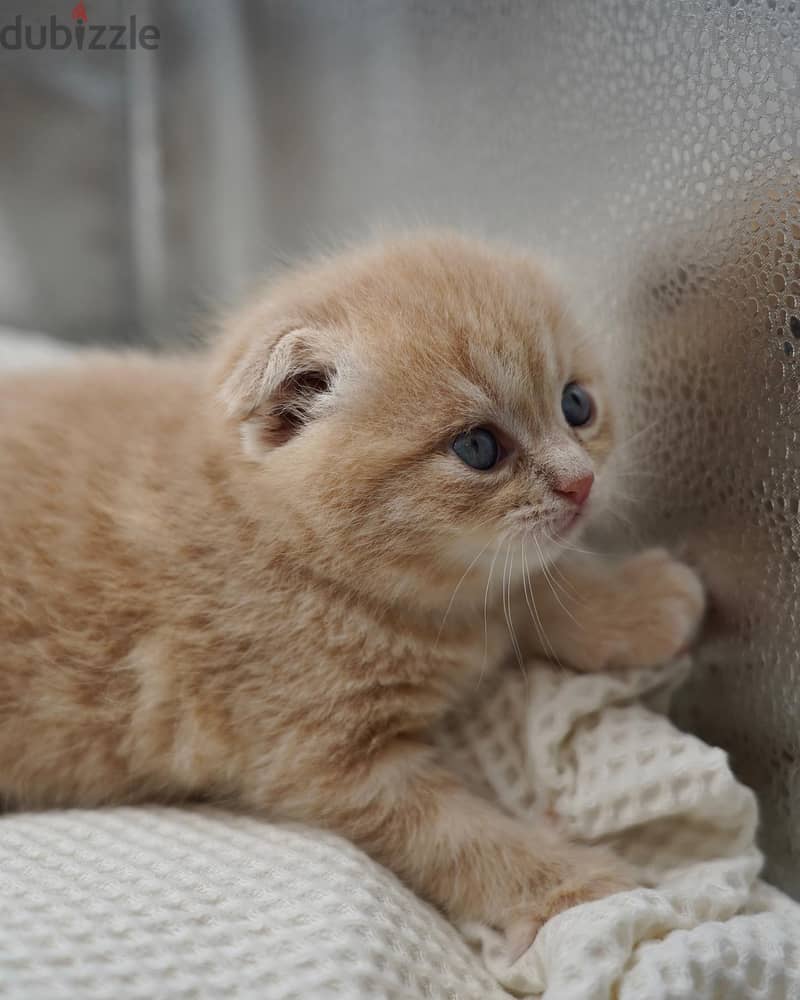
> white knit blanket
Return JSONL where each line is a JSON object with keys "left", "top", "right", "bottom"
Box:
{"left": 2, "top": 330, "right": 799, "bottom": 999}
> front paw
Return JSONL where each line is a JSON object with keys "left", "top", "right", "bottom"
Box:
{"left": 604, "top": 548, "right": 705, "bottom": 669}
{"left": 505, "top": 863, "right": 636, "bottom": 961}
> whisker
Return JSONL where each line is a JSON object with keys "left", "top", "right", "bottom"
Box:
{"left": 612, "top": 419, "right": 660, "bottom": 453}
{"left": 534, "top": 536, "right": 583, "bottom": 630}
{"left": 603, "top": 506, "right": 646, "bottom": 545}
{"left": 434, "top": 534, "right": 496, "bottom": 649}
{"left": 541, "top": 532, "right": 605, "bottom": 558}
{"left": 519, "top": 544, "right": 545, "bottom": 652}
{"left": 604, "top": 485, "right": 645, "bottom": 505}
{"left": 502, "top": 543, "right": 527, "bottom": 684}
{"left": 539, "top": 547, "right": 581, "bottom": 602}
{"left": 477, "top": 538, "right": 504, "bottom": 691}
{"left": 521, "top": 542, "right": 562, "bottom": 668}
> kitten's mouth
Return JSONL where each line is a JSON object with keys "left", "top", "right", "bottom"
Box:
{"left": 548, "top": 508, "right": 584, "bottom": 539}
{"left": 507, "top": 506, "right": 584, "bottom": 542}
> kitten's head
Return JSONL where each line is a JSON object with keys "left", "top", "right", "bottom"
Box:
{"left": 215, "top": 232, "right": 614, "bottom": 605}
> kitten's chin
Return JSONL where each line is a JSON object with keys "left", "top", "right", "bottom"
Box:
{"left": 549, "top": 508, "right": 584, "bottom": 540}
{"left": 533, "top": 507, "right": 591, "bottom": 566}
{"left": 512, "top": 506, "right": 586, "bottom": 546}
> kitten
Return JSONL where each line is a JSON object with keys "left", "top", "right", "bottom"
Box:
{"left": 0, "top": 232, "right": 704, "bottom": 954}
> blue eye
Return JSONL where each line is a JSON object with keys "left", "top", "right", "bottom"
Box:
{"left": 452, "top": 427, "right": 500, "bottom": 470}
{"left": 561, "top": 382, "right": 595, "bottom": 428}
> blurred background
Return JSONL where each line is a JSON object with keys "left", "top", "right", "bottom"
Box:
{"left": 1, "top": 0, "right": 798, "bottom": 893}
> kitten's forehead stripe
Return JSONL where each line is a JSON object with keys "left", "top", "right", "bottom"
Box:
{"left": 463, "top": 316, "right": 560, "bottom": 437}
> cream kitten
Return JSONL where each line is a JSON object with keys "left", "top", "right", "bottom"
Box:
{"left": 0, "top": 232, "right": 704, "bottom": 955}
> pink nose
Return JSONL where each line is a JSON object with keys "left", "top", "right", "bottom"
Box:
{"left": 554, "top": 472, "right": 594, "bottom": 507}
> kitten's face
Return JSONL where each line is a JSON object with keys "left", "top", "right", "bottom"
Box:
{"left": 219, "top": 233, "right": 614, "bottom": 597}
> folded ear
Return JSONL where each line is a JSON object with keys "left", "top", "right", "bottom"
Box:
{"left": 219, "top": 325, "right": 338, "bottom": 455}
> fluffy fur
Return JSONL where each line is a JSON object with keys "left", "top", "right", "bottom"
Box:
{"left": 0, "top": 232, "right": 704, "bottom": 951}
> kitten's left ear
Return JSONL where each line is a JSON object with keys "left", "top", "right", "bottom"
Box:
{"left": 218, "top": 323, "right": 339, "bottom": 456}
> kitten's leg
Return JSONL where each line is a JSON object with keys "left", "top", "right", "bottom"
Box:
{"left": 249, "top": 743, "right": 634, "bottom": 957}
{"left": 519, "top": 547, "right": 705, "bottom": 672}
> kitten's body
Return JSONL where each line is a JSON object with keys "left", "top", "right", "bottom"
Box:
{"left": 0, "top": 233, "right": 704, "bottom": 950}
{"left": 0, "top": 354, "right": 501, "bottom": 808}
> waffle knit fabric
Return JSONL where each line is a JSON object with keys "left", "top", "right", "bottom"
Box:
{"left": 2, "top": 659, "right": 799, "bottom": 1000}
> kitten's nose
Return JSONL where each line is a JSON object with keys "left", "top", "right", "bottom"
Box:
{"left": 554, "top": 472, "right": 594, "bottom": 507}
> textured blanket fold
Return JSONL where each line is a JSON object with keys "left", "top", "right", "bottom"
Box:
{"left": 444, "top": 659, "right": 800, "bottom": 999}
{"left": 3, "top": 658, "right": 799, "bottom": 999}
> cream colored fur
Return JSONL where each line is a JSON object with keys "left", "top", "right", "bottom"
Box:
{"left": 0, "top": 232, "right": 704, "bottom": 952}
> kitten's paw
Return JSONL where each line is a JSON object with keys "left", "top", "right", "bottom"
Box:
{"left": 505, "top": 865, "right": 637, "bottom": 962}
{"left": 608, "top": 548, "right": 706, "bottom": 668}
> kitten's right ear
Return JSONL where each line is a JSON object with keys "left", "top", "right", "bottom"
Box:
{"left": 218, "top": 324, "right": 338, "bottom": 455}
